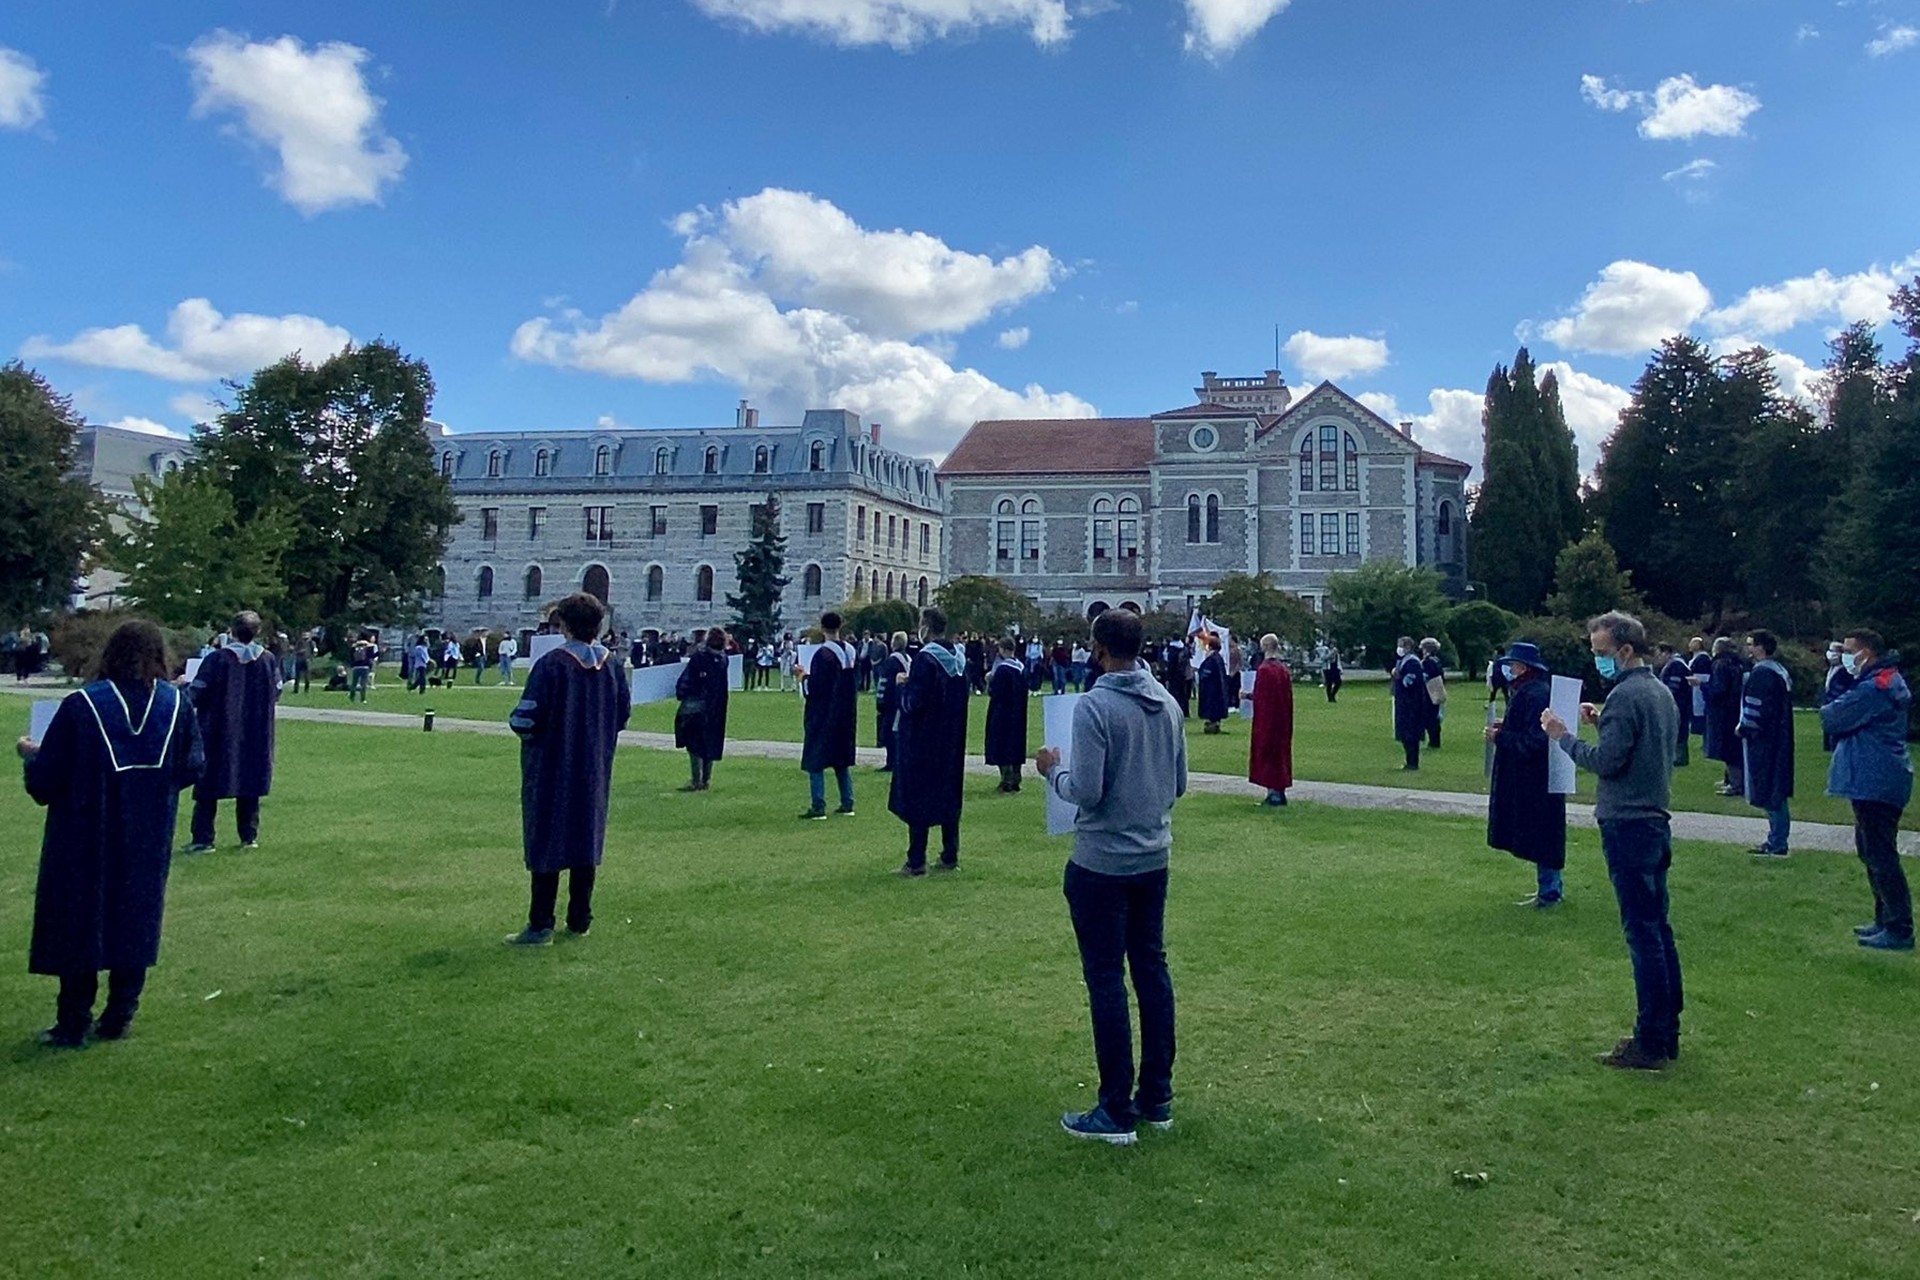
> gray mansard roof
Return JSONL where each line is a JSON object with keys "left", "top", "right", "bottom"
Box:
{"left": 75, "top": 424, "right": 195, "bottom": 502}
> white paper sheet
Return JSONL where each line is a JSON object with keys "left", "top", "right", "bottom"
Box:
{"left": 1043, "top": 692, "right": 1082, "bottom": 837}
{"left": 630, "top": 660, "right": 685, "bottom": 705}
{"left": 183, "top": 657, "right": 202, "bottom": 683}
{"left": 30, "top": 699, "right": 58, "bottom": 744}
{"left": 528, "top": 634, "right": 566, "bottom": 663}
{"left": 1548, "top": 674, "right": 1582, "bottom": 795}
{"left": 727, "top": 653, "right": 744, "bottom": 691}
{"left": 796, "top": 644, "right": 821, "bottom": 695}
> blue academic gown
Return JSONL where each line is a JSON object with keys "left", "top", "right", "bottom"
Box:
{"left": 875, "top": 650, "right": 909, "bottom": 752}
{"left": 25, "top": 681, "right": 203, "bottom": 974}
{"left": 1196, "top": 651, "right": 1231, "bottom": 722}
{"left": 673, "top": 647, "right": 730, "bottom": 762}
{"left": 1739, "top": 660, "right": 1796, "bottom": 810}
{"left": 1393, "top": 653, "right": 1428, "bottom": 744}
{"left": 511, "top": 642, "right": 631, "bottom": 874}
{"left": 984, "top": 659, "right": 1029, "bottom": 766}
{"left": 888, "top": 643, "right": 970, "bottom": 827}
{"left": 1703, "top": 654, "right": 1745, "bottom": 764}
{"left": 800, "top": 642, "right": 858, "bottom": 773}
{"left": 1486, "top": 674, "right": 1567, "bottom": 869}
{"left": 188, "top": 642, "right": 281, "bottom": 799}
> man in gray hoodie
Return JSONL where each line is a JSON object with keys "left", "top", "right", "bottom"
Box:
{"left": 1036, "top": 608, "right": 1189, "bottom": 1145}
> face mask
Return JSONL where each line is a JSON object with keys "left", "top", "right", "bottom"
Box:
{"left": 1841, "top": 651, "right": 1862, "bottom": 676}
{"left": 1500, "top": 664, "right": 1518, "bottom": 683}
{"left": 1395, "top": 647, "right": 1408, "bottom": 659}
{"left": 1594, "top": 654, "right": 1619, "bottom": 681}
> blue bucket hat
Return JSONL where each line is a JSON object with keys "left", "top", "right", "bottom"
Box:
{"left": 1496, "top": 641, "right": 1548, "bottom": 673}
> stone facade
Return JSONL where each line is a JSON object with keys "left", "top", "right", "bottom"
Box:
{"left": 938, "top": 376, "right": 1469, "bottom": 618}
{"left": 72, "top": 424, "right": 196, "bottom": 608}
{"left": 427, "top": 407, "right": 944, "bottom": 642}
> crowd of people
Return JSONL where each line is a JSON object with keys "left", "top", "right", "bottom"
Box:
{"left": 14, "top": 595, "right": 1913, "bottom": 1147}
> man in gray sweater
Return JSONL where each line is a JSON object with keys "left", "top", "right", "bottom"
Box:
{"left": 1037, "top": 608, "right": 1189, "bottom": 1144}
{"left": 1544, "top": 610, "right": 1682, "bottom": 1071}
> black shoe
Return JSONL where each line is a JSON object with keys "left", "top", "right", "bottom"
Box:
{"left": 932, "top": 859, "right": 958, "bottom": 873}
{"left": 835, "top": 805, "right": 856, "bottom": 816}
{"left": 1597, "top": 1037, "right": 1669, "bottom": 1071}
{"left": 503, "top": 928, "right": 554, "bottom": 947}
{"left": 1061, "top": 1105, "right": 1137, "bottom": 1145}
{"left": 1135, "top": 1100, "right": 1173, "bottom": 1132}
{"left": 1749, "top": 845, "right": 1789, "bottom": 859}
{"left": 565, "top": 922, "right": 591, "bottom": 937}
{"left": 37, "top": 1025, "right": 89, "bottom": 1049}
{"left": 1854, "top": 922, "right": 1884, "bottom": 938}
{"left": 798, "top": 807, "right": 828, "bottom": 821}
{"left": 93, "top": 1017, "right": 133, "bottom": 1041}
{"left": 894, "top": 863, "right": 927, "bottom": 878}
{"left": 1858, "top": 929, "right": 1915, "bottom": 951}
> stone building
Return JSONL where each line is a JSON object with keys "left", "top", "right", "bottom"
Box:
{"left": 427, "top": 405, "right": 944, "bottom": 642}
{"left": 72, "top": 424, "right": 196, "bottom": 608}
{"left": 938, "top": 373, "right": 1469, "bottom": 618}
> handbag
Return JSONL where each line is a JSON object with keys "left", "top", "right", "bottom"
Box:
{"left": 1425, "top": 675, "right": 1448, "bottom": 706}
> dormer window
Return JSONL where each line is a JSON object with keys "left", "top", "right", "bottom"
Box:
{"left": 534, "top": 449, "right": 551, "bottom": 478}
{"left": 704, "top": 446, "right": 720, "bottom": 475}
{"left": 594, "top": 445, "right": 612, "bottom": 477}
{"left": 487, "top": 449, "right": 503, "bottom": 478}
{"left": 441, "top": 451, "right": 454, "bottom": 477}
{"left": 809, "top": 440, "right": 825, "bottom": 471}
{"left": 654, "top": 446, "right": 670, "bottom": 475}
{"left": 754, "top": 445, "right": 770, "bottom": 474}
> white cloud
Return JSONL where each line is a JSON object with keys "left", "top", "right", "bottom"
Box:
{"left": 170, "top": 392, "right": 224, "bottom": 424}
{"left": 688, "top": 0, "right": 1072, "bottom": 49}
{"left": 1283, "top": 330, "right": 1390, "bottom": 381}
{"left": 996, "top": 326, "right": 1030, "bottom": 349}
{"left": 107, "top": 416, "right": 189, "bottom": 439}
{"left": 1704, "top": 252, "right": 1920, "bottom": 336}
{"left": 1795, "top": 24, "right": 1820, "bottom": 44}
{"left": 1867, "top": 25, "right": 1918, "bottom": 57}
{"left": 0, "top": 46, "right": 48, "bottom": 130}
{"left": 1580, "top": 73, "right": 1760, "bottom": 140}
{"left": 1539, "top": 260, "right": 1713, "bottom": 356}
{"left": 512, "top": 189, "right": 1090, "bottom": 457}
{"left": 22, "top": 298, "right": 352, "bottom": 382}
{"left": 1183, "top": 0, "right": 1292, "bottom": 58}
{"left": 1662, "top": 157, "right": 1715, "bottom": 183}
{"left": 186, "top": 31, "right": 408, "bottom": 215}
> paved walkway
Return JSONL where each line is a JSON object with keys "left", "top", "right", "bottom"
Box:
{"left": 7, "top": 684, "right": 1912, "bottom": 854}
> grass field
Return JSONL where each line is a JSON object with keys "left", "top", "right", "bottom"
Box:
{"left": 274, "top": 667, "right": 1917, "bottom": 832}
{"left": 3, "top": 698, "right": 1918, "bottom": 1277}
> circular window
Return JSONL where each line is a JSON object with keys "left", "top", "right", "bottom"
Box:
{"left": 1189, "top": 423, "right": 1218, "bottom": 452}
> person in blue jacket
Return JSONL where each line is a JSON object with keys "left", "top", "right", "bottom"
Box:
{"left": 1822, "top": 629, "right": 1915, "bottom": 951}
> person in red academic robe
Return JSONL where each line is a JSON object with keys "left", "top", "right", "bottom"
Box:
{"left": 1248, "top": 634, "right": 1295, "bottom": 807}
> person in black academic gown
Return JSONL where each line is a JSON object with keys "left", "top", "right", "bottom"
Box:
{"left": 1738, "top": 629, "right": 1796, "bottom": 857}
{"left": 984, "top": 637, "right": 1029, "bottom": 792}
{"left": 888, "top": 608, "right": 970, "bottom": 875}
{"left": 1703, "top": 637, "right": 1746, "bottom": 795}
{"left": 20, "top": 620, "right": 203, "bottom": 1046}
{"left": 1484, "top": 642, "right": 1567, "bottom": 907}
{"left": 1392, "top": 636, "right": 1428, "bottom": 770}
{"left": 1196, "top": 638, "right": 1230, "bottom": 733}
{"left": 1656, "top": 643, "right": 1693, "bottom": 766}
{"left": 875, "top": 632, "right": 910, "bottom": 772}
{"left": 674, "top": 627, "right": 731, "bottom": 792}
{"left": 505, "top": 593, "right": 632, "bottom": 945}
{"left": 1162, "top": 639, "right": 1191, "bottom": 716}
{"left": 799, "top": 611, "right": 858, "bottom": 819}
{"left": 185, "top": 610, "right": 281, "bottom": 852}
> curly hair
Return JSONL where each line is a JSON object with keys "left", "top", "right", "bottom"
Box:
{"left": 97, "top": 619, "right": 171, "bottom": 684}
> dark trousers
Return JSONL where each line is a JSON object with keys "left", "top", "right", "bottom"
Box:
{"left": 529, "top": 866, "right": 597, "bottom": 933}
{"left": 191, "top": 792, "right": 261, "bottom": 846}
{"left": 1427, "top": 712, "right": 1441, "bottom": 750}
{"left": 1063, "top": 860, "right": 1174, "bottom": 1124}
{"left": 1854, "top": 800, "right": 1913, "bottom": 938}
{"left": 1673, "top": 719, "right": 1690, "bottom": 766}
{"left": 57, "top": 968, "right": 148, "bottom": 1036}
{"left": 1599, "top": 818, "right": 1684, "bottom": 1055}
{"left": 1401, "top": 737, "right": 1420, "bottom": 769}
{"left": 686, "top": 750, "right": 713, "bottom": 786}
{"left": 906, "top": 819, "right": 960, "bottom": 870}
{"left": 1325, "top": 681, "right": 1339, "bottom": 703}
{"left": 998, "top": 763, "right": 1021, "bottom": 791}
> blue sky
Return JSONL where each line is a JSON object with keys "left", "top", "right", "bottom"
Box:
{"left": 2, "top": 0, "right": 1916, "bottom": 474}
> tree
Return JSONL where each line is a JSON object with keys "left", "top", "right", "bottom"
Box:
{"left": 934, "top": 575, "right": 1039, "bottom": 637}
{"left": 188, "top": 342, "right": 458, "bottom": 635}
{"left": 1445, "top": 600, "right": 1519, "bottom": 678}
{"left": 1544, "top": 530, "right": 1643, "bottom": 623}
{"left": 106, "top": 469, "right": 295, "bottom": 629}
{"left": 843, "top": 598, "right": 917, "bottom": 638}
{"left": 727, "top": 496, "right": 789, "bottom": 643}
{"left": 1325, "top": 562, "right": 1451, "bottom": 667}
{"left": 1199, "top": 572, "right": 1317, "bottom": 649}
{"left": 1468, "top": 348, "right": 1584, "bottom": 613}
{"left": 0, "top": 362, "right": 105, "bottom": 620}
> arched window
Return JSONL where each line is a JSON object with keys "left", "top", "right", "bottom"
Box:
{"left": 870, "top": 569, "right": 880, "bottom": 597}
{"left": 917, "top": 576, "right": 929, "bottom": 607}
{"left": 1299, "top": 434, "right": 1313, "bottom": 491}
{"left": 703, "top": 446, "right": 719, "bottom": 475}
{"left": 1343, "top": 432, "right": 1360, "bottom": 492}
{"left": 1205, "top": 494, "right": 1221, "bottom": 544}
{"left": 1186, "top": 494, "right": 1202, "bottom": 543}
{"left": 594, "top": 445, "right": 611, "bottom": 477}
{"left": 654, "top": 446, "right": 670, "bottom": 475}
{"left": 534, "top": 449, "right": 550, "bottom": 478}
{"left": 809, "top": 440, "right": 825, "bottom": 471}
{"left": 1091, "top": 496, "right": 1114, "bottom": 564}
{"left": 1086, "top": 600, "right": 1111, "bottom": 621}
{"left": 1019, "top": 498, "right": 1041, "bottom": 565}
{"left": 440, "top": 451, "right": 454, "bottom": 477}
{"left": 1319, "top": 425, "right": 1339, "bottom": 491}
{"left": 995, "top": 498, "right": 1016, "bottom": 566}
{"left": 524, "top": 565, "right": 542, "bottom": 600}
{"left": 1437, "top": 501, "right": 1453, "bottom": 536}
{"left": 1117, "top": 497, "right": 1140, "bottom": 562}
{"left": 884, "top": 572, "right": 894, "bottom": 600}
{"left": 803, "top": 564, "right": 823, "bottom": 598}
{"left": 583, "top": 564, "right": 610, "bottom": 604}
{"left": 646, "top": 565, "right": 663, "bottom": 601}
{"left": 487, "top": 449, "right": 503, "bottom": 478}
{"left": 754, "top": 445, "right": 770, "bottom": 474}
{"left": 695, "top": 565, "right": 714, "bottom": 602}
{"left": 477, "top": 566, "right": 494, "bottom": 598}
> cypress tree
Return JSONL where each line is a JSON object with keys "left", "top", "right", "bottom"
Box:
{"left": 1469, "top": 348, "right": 1575, "bottom": 614}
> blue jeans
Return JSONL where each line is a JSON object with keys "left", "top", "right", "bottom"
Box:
{"left": 349, "top": 668, "right": 370, "bottom": 702}
{"left": 808, "top": 767, "right": 853, "bottom": 811}
{"left": 1765, "top": 803, "right": 1790, "bottom": 852}
{"left": 1598, "top": 818, "right": 1683, "bottom": 1055}
{"left": 499, "top": 658, "right": 514, "bottom": 686}
{"left": 1063, "top": 860, "right": 1175, "bottom": 1124}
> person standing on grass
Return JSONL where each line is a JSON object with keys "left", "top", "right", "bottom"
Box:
{"left": 1162, "top": 637, "right": 1191, "bottom": 716}
{"left": 1656, "top": 643, "right": 1693, "bottom": 767}
{"left": 1196, "top": 635, "right": 1230, "bottom": 734}
{"left": 1542, "top": 610, "right": 1683, "bottom": 1071}
{"left": 986, "top": 638, "right": 1029, "bottom": 793}
{"left": 1323, "top": 648, "right": 1343, "bottom": 704}
{"left": 1738, "top": 629, "right": 1795, "bottom": 859}
{"left": 799, "top": 612, "right": 858, "bottom": 820}
{"left": 408, "top": 635, "right": 431, "bottom": 694}
{"left": 19, "top": 620, "right": 203, "bottom": 1047}
{"left": 1821, "top": 630, "right": 1914, "bottom": 952}
{"left": 1685, "top": 637, "right": 1711, "bottom": 738}
{"left": 1420, "top": 637, "right": 1447, "bottom": 749}
{"left": 497, "top": 632, "right": 519, "bottom": 686}
{"left": 348, "top": 631, "right": 376, "bottom": 703}
{"left": 1704, "top": 637, "right": 1746, "bottom": 796}
{"left": 1248, "top": 634, "right": 1294, "bottom": 808}
{"left": 440, "top": 636, "right": 460, "bottom": 687}
{"left": 1037, "top": 608, "right": 1188, "bottom": 1145}
{"left": 1819, "top": 641, "right": 1854, "bottom": 753}
{"left": 1485, "top": 642, "right": 1567, "bottom": 908}
{"left": 185, "top": 610, "right": 281, "bottom": 854}
{"left": 506, "top": 593, "right": 631, "bottom": 946}
{"left": 1392, "top": 636, "right": 1427, "bottom": 771}
{"left": 674, "top": 627, "right": 730, "bottom": 792}
{"left": 875, "top": 631, "right": 910, "bottom": 773}
{"left": 888, "top": 608, "right": 969, "bottom": 876}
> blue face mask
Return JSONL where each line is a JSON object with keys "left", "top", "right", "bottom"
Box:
{"left": 1841, "top": 651, "right": 1862, "bottom": 676}
{"left": 1594, "top": 654, "right": 1619, "bottom": 681}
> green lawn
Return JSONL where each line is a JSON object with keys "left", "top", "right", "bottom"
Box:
{"left": 278, "top": 667, "right": 1917, "bottom": 831}
{"left": 3, "top": 701, "right": 1918, "bottom": 1277}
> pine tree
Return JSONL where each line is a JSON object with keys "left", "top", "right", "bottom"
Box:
{"left": 0, "top": 362, "right": 106, "bottom": 619}
{"left": 1537, "top": 368, "right": 1585, "bottom": 548}
{"left": 727, "top": 495, "right": 789, "bottom": 644}
{"left": 1468, "top": 348, "right": 1578, "bottom": 614}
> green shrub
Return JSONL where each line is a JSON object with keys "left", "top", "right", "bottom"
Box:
{"left": 47, "top": 610, "right": 204, "bottom": 680}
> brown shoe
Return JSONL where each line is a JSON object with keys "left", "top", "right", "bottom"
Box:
{"left": 1597, "top": 1038, "right": 1669, "bottom": 1071}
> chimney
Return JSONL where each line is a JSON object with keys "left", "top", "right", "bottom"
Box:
{"left": 869, "top": 422, "right": 882, "bottom": 445}
{"left": 1399, "top": 419, "right": 1416, "bottom": 439}
{"left": 736, "top": 399, "right": 750, "bottom": 429}
{"left": 745, "top": 407, "right": 758, "bottom": 431}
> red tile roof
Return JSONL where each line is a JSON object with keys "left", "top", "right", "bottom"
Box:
{"left": 1152, "top": 401, "right": 1250, "bottom": 420}
{"left": 1420, "top": 450, "right": 1473, "bottom": 471}
{"left": 938, "top": 417, "right": 1156, "bottom": 475}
